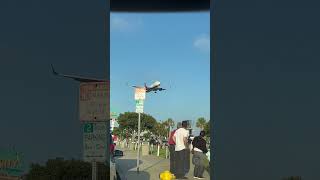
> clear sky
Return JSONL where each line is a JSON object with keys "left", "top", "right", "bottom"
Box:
{"left": 110, "top": 12, "right": 210, "bottom": 131}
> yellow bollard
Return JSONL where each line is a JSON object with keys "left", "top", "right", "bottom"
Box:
{"left": 160, "top": 170, "right": 175, "bottom": 180}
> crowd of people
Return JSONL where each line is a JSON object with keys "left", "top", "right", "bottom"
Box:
{"left": 111, "top": 121, "right": 209, "bottom": 179}
{"left": 168, "top": 121, "right": 208, "bottom": 179}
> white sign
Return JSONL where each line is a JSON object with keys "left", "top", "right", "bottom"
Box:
{"left": 134, "top": 87, "right": 146, "bottom": 100}
{"left": 83, "top": 122, "right": 107, "bottom": 162}
{"left": 136, "top": 106, "right": 144, "bottom": 113}
{"left": 110, "top": 118, "right": 119, "bottom": 128}
{"left": 79, "top": 82, "right": 109, "bottom": 121}
{"left": 135, "top": 99, "right": 144, "bottom": 113}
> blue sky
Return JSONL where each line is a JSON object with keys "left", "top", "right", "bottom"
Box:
{"left": 110, "top": 12, "right": 210, "bottom": 131}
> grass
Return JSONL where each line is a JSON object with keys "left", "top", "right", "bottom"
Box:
{"left": 149, "top": 147, "right": 168, "bottom": 159}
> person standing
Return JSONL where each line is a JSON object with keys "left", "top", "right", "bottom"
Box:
{"left": 173, "top": 121, "right": 190, "bottom": 179}
{"left": 149, "top": 137, "right": 156, "bottom": 154}
{"left": 191, "top": 131, "right": 208, "bottom": 179}
{"left": 168, "top": 122, "right": 182, "bottom": 175}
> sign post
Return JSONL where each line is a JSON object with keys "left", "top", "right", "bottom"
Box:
{"left": 92, "top": 161, "right": 97, "bottom": 180}
{"left": 134, "top": 87, "right": 146, "bottom": 173}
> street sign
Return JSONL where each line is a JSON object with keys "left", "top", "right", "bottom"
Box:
{"left": 134, "top": 87, "right": 146, "bottom": 100}
{"left": 110, "top": 107, "right": 118, "bottom": 119}
{"left": 0, "top": 149, "right": 25, "bottom": 177}
{"left": 136, "top": 106, "right": 144, "bottom": 113}
{"left": 135, "top": 99, "right": 144, "bottom": 113}
{"left": 110, "top": 119, "right": 119, "bottom": 131}
{"left": 110, "top": 112, "right": 118, "bottom": 119}
{"left": 135, "top": 99, "right": 144, "bottom": 106}
{"left": 79, "top": 82, "right": 109, "bottom": 121}
{"left": 83, "top": 122, "right": 107, "bottom": 162}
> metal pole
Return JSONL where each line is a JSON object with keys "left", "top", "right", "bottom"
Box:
{"left": 92, "top": 161, "right": 97, "bottom": 180}
{"left": 137, "top": 112, "right": 141, "bottom": 173}
{"left": 167, "top": 125, "right": 170, "bottom": 159}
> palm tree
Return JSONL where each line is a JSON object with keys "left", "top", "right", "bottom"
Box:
{"left": 196, "top": 117, "right": 207, "bottom": 130}
{"left": 166, "top": 118, "right": 175, "bottom": 129}
{"left": 164, "top": 118, "right": 175, "bottom": 137}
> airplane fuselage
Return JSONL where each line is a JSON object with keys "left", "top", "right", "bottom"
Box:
{"left": 146, "top": 84, "right": 164, "bottom": 93}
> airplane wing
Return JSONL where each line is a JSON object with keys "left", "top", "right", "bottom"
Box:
{"left": 51, "top": 64, "right": 106, "bottom": 82}
{"left": 159, "top": 88, "right": 166, "bottom": 91}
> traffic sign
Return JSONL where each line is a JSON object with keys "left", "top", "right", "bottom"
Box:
{"left": 134, "top": 87, "right": 146, "bottom": 100}
{"left": 83, "top": 122, "right": 107, "bottom": 162}
{"left": 110, "top": 107, "right": 119, "bottom": 119}
{"left": 136, "top": 106, "right": 144, "bottom": 113}
{"left": 135, "top": 99, "right": 144, "bottom": 106}
{"left": 79, "top": 82, "right": 109, "bottom": 122}
{"left": 135, "top": 99, "right": 144, "bottom": 113}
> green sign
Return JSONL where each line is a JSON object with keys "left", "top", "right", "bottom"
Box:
{"left": 84, "top": 123, "right": 93, "bottom": 133}
{"left": 110, "top": 112, "right": 118, "bottom": 119}
{"left": 110, "top": 107, "right": 119, "bottom": 119}
{"left": 135, "top": 99, "right": 144, "bottom": 106}
{"left": 135, "top": 99, "right": 144, "bottom": 113}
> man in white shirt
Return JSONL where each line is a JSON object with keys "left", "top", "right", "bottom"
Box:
{"left": 173, "top": 121, "right": 190, "bottom": 179}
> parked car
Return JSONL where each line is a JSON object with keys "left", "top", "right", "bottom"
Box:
{"left": 113, "top": 150, "right": 124, "bottom": 180}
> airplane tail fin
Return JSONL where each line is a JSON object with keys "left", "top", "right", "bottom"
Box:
{"left": 144, "top": 83, "right": 147, "bottom": 88}
{"left": 51, "top": 64, "right": 58, "bottom": 75}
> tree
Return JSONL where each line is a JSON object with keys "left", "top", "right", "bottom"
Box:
{"left": 204, "top": 120, "right": 210, "bottom": 137}
{"left": 26, "top": 158, "right": 97, "bottom": 180}
{"left": 143, "top": 131, "right": 152, "bottom": 140}
{"left": 162, "top": 118, "right": 175, "bottom": 138}
{"left": 154, "top": 121, "right": 168, "bottom": 139}
{"left": 116, "top": 112, "right": 157, "bottom": 135}
{"left": 196, "top": 117, "right": 207, "bottom": 130}
{"left": 113, "top": 127, "right": 125, "bottom": 140}
{"left": 166, "top": 118, "right": 175, "bottom": 129}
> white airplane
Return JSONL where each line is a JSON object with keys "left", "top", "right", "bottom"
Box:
{"left": 51, "top": 64, "right": 106, "bottom": 82}
{"left": 132, "top": 81, "right": 166, "bottom": 93}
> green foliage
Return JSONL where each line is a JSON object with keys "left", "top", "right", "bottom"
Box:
{"left": 154, "top": 121, "right": 169, "bottom": 139}
{"left": 117, "top": 112, "right": 157, "bottom": 135}
{"left": 204, "top": 120, "right": 210, "bottom": 137}
{"left": 165, "top": 118, "right": 175, "bottom": 129}
{"left": 112, "top": 127, "right": 124, "bottom": 139}
{"left": 143, "top": 131, "right": 152, "bottom": 140}
{"left": 25, "top": 158, "right": 107, "bottom": 180}
{"left": 196, "top": 117, "right": 207, "bottom": 130}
